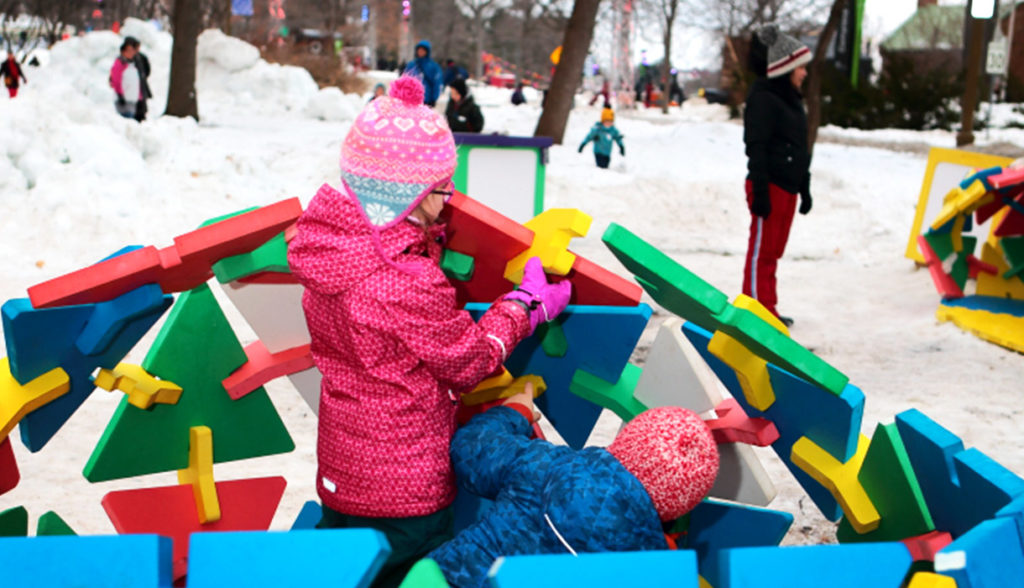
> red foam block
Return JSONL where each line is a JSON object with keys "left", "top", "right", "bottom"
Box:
{"left": 0, "top": 436, "right": 19, "bottom": 497}
{"left": 568, "top": 255, "right": 643, "bottom": 307}
{"left": 28, "top": 198, "right": 303, "bottom": 308}
{"left": 967, "top": 254, "right": 998, "bottom": 280}
{"left": 901, "top": 530, "right": 953, "bottom": 562}
{"left": 917, "top": 235, "right": 964, "bottom": 300}
{"left": 705, "top": 398, "right": 780, "bottom": 446}
{"left": 102, "top": 476, "right": 286, "bottom": 581}
{"left": 223, "top": 341, "right": 314, "bottom": 400}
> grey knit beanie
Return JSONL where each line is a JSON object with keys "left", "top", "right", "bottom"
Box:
{"left": 757, "top": 25, "right": 811, "bottom": 79}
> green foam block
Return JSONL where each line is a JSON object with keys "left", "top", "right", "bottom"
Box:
{"left": 1001, "top": 236, "right": 1024, "bottom": 280}
{"left": 570, "top": 364, "right": 647, "bottom": 422}
{"left": 212, "top": 232, "right": 290, "bottom": 283}
{"left": 537, "top": 321, "right": 568, "bottom": 358}
{"left": 0, "top": 506, "right": 28, "bottom": 536}
{"left": 83, "top": 283, "right": 295, "bottom": 482}
{"left": 399, "top": 559, "right": 450, "bottom": 587}
{"left": 440, "top": 249, "right": 475, "bottom": 282}
{"left": 37, "top": 511, "right": 76, "bottom": 536}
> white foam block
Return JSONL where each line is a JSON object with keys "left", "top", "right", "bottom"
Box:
{"left": 287, "top": 366, "right": 322, "bottom": 416}
{"left": 711, "top": 443, "right": 777, "bottom": 506}
{"left": 634, "top": 317, "right": 724, "bottom": 413}
{"left": 220, "top": 280, "right": 311, "bottom": 354}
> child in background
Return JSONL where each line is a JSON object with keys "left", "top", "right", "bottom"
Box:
{"left": 287, "top": 75, "right": 572, "bottom": 588}
{"left": 578, "top": 107, "right": 625, "bottom": 169}
{"left": 429, "top": 382, "right": 719, "bottom": 588}
{"left": 369, "top": 82, "right": 386, "bottom": 102}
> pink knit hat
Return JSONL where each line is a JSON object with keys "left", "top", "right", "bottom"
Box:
{"left": 340, "top": 75, "right": 456, "bottom": 230}
{"left": 608, "top": 406, "right": 719, "bottom": 521}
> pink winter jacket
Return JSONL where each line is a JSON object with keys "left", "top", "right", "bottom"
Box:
{"left": 288, "top": 183, "right": 531, "bottom": 518}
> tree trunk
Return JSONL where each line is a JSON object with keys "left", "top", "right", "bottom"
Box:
{"left": 660, "top": 31, "right": 672, "bottom": 113}
{"left": 805, "top": 0, "right": 847, "bottom": 153}
{"left": 475, "top": 15, "right": 485, "bottom": 79}
{"left": 166, "top": 0, "right": 201, "bottom": 120}
{"left": 534, "top": 0, "right": 600, "bottom": 144}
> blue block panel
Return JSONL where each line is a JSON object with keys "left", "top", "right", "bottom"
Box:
{"left": 936, "top": 517, "right": 1024, "bottom": 588}
{"left": 466, "top": 303, "right": 651, "bottom": 449}
{"left": 0, "top": 534, "right": 172, "bottom": 587}
{"left": 681, "top": 321, "right": 864, "bottom": 522}
{"left": 685, "top": 499, "right": 793, "bottom": 588}
{"left": 290, "top": 501, "right": 323, "bottom": 530}
{"left": 4, "top": 289, "right": 173, "bottom": 451}
{"left": 489, "top": 550, "right": 699, "bottom": 587}
{"left": 896, "top": 408, "right": 1024, "bottom": 538}
{"left": 188, "top": 529, "right": 391, "bottom": 588}
{"left": 720, "top": 543, "right": 912, "bottom": 588}
{"left": 941, "top": 296, "right": 1024, "bottom": 317}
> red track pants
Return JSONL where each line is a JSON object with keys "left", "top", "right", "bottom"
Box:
{"left": 6, "top": 87, "right": 16, "bottom": 98}
{"left": 742, "top": 180, "right": 797, "bottom": 318}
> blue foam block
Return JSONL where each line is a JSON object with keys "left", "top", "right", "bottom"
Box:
{"left": 75, "top": 284, "right": 166, "bottom": 356}
{"left": 187, "top": 529, "right": 391, "bottom": 587}
{"left": 3, "top": 289, "right": 173, "bottom": 452}
{"left": 489, "top": 550, "right": 699, "bottom": 587}
{"left": 960, "top": 167, "right": 1002, "bottom": 191}
{"left": 896, "top": 408, "right": 1024, "bottom": 538}
{"left": 466, "top": 303, "right": 652, "bottom": 449}
{"left": 719, "top": 542, "right": 912, "bottom": 588}
{"left": 941, "top": 296, "right": 1024, "bottom": 317}
{"left": 0, "top": 534, "right": 172, "bottom": 587}
{"left": 936, "top": 517, "right": 1024, "bottom": 588}
{"left": 685, "top": 499, "right": 793, "bottom": 588}
{"left": 290, "top": 501, "right": 323, "bottom": 530}
{"left": 681, "top": 321, "right": 864, "bottom": 521}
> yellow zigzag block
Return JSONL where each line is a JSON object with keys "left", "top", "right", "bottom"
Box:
{"left": 791, "top": 434, "right": 880, "bottom": 533}
{"left": 504, "top": 209, "right": 592, "bottom": 284}
{"left": 0, "top": 358, "right": 70, "bottom": 440}
{"left": 177, "top": 426, "right": 220, "bottom": 524}
{"left": 930, "top": 179, "right": 992, "bottom": 231}
{"left": 94, "top": 363, "right": 183, "bottom": 410}
{"left": 462, "top": 374, "right": 546, "bottom": 407}
{"left": 936, "top": 305, "right": 1024, "bottom": 354}
{"left": 707, "top": 295, "right": 787, "bottom": 411}
{"left": 907, "top": 572, "right": 957, "bottom": 588}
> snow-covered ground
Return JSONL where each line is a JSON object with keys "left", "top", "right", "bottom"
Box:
{"left": 2, "top": 21, "right": 1023, "bottom": 545}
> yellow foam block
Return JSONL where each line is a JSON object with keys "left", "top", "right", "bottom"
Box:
{"left": 707, "top": 331, "right": 775, "bottom": 411}
{"left": 930, "top": 180, "right": 992, "bottom": 231}
{"left": 976, "top": 240, "right": 1024, "bottom": 300}
{"left": 504, "top": 208, "right": 592, "bottom": 284}
{"left": 698, "top": 576, "right": 713, "bottom": 588}
{"left": 94, "top": 363, "right": 183, "bottom": 410}
{"left": 936, "top": 305, "right": 1024, "bottom": 354}
{"left": 907, "top": 572, "right": 957, "bottom": 588}
{"left": 791, "top": 434, "right": 880, "bottom": 533}
{"left": 177, "top": 425, "right": 220, "bottom": 524}
{"left": 0, "top": 358, "right": 70, "bottom": 440}
{"left": 950, "top": 214, "right": 966, "bottom": 253}
{"left": 733, "top": 294, "right": 790, "bottom": 337}
{"left": 462, "top": 374, "right": 546, "bottom": 407}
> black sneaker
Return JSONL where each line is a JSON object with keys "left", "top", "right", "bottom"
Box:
{"left": 778, "top": 315, "right": 794, "bottom": 328}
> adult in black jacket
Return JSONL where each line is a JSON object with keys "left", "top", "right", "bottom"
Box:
{"left": 124, "top": 37, "right": 152, "bottom": 122}
{"left": 445, "top": 78, "right": 484, "bottom": 133}
{"left": 741, "top": 24, "right": 813, "bottom": 327}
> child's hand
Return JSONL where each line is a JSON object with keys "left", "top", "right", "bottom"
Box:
{"left": 504, "top": 381, "right": 539, "bottom": 422}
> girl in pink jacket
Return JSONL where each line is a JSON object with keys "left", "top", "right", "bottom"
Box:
{"left": 288, "top": 76, "right": 571, "bottom": 588}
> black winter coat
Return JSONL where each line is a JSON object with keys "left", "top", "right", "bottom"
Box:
{"left": 744, "top": 77, "right": 811, "bottom": 199}
{"left": 446, "top": 94, "right": 484, "bottom": 133}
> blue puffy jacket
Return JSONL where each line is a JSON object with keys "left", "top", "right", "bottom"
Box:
{"left": 579, "top": 122, "right": 625, "bottom": 157}
{"left": 429, "top": 407, "right": 667, "bottom": 588}
{"left": 404, "top": 40, "right": 443, "bottom": 106}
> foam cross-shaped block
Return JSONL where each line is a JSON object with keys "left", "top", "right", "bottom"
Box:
{"left": 94, "top": 363, "right": 183, "bottom": 410}
{"left": 0, "top": 358, "right": 69, "bottom": 441}
{"left": 792, "top": 434, "right": 880, "bottom": 533}
{"left": 503, "top": 208, "right": 591, "bottom": 283}
{"left": 177, "top": 426, "right": 220, "bottom": 524}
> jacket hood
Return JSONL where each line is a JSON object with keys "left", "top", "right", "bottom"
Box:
{"left": 415, "top": 40, "right": 433, "bottom": 58}
{"left": 288, "top": 183, "right": 435, "bottom": 295}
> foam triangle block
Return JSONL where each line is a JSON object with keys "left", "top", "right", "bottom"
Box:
{"left": 0, "top": 505, "right": 28, "bottom": 536}
{"left": 84, "top": 284, "right": 294, "bottom": 482}
{"left": 0, "top": 435, "right": 19, "bottom": 496}
{"left": 37, "top": 511, "right": 76, "bottom": 536}
{"left": 0, "top": 534, "right": 172, "bottom": 587}
{"left": 489, "top": 550, "right": 700, "bottom": 587}
{"left": 896, "top": 408, "right": 1024, "bottom": 538}
{"left": 719, "top": 542, "right": 912, "bottom": 588}
{"left": 291, "top": 501, "right": 323, "bottom": 530}
{"left": 399, "top": 559, "right": 450, "bottom": 587}
{"left": 466, "top": 303, "right": 651, "bottom": 449}
{"left": 187, "top": 529, "right": 390, "bottom": 587}
{"left": 102, "top": 476, "right": 286, "bottom": 581}
{"left": 684, "top": 499, "right": 793, "bottom": 588}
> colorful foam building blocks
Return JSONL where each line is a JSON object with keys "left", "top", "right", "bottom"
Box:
{"left": 0, "top": 534, "right": 172, "bottom": 587}
{"left": 489, "top": 550, "right": 700, "bottom": 587}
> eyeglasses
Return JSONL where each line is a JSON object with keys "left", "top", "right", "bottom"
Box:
{"left": 431, "top": 189, "right": 454, "bottom": 203}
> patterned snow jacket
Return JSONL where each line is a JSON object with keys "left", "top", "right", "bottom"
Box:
{"left": 288, "top": 183, "right": 531, "bottom": 518}
{"left": 430, "top": 407, "right": 668, "bottom": 588}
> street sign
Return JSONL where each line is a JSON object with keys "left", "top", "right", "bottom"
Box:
{"left": 987, "top": 38, "right": 1008, "bottom": 75}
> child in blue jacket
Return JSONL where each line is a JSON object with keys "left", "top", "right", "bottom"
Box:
{"left": 429, "top": 383, "right": 719, "bottom": 588}
{"left": 578, "top": 107, "right": 625, "bottom": 169}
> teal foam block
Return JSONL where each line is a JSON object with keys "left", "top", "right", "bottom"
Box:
{"left": 290, "top": 501, "right": 323, "bottom": 530}
{"left": 684, "top": 499, "right": 793, "bottom": 588}
{"left": 489, "top": 550, "right": 699, "bottom": 587}
{"left": 896, "top": 408, "right": 1024, "bottom": 538}
{"left": 719, "top": 542, "right": 912, "bottom": 588}
{"left": 466, "top": 303, "right": 652, "bottom": 449}
{"left": 0, "top": 534, "right": 172, "bottom": 587}
{"left": 936, "top": 517, "right": 1024, "bottom": 588}
{"left": 3, "top": 287, "right": 172, "bottom": 452}
{"left": 681, "top": 321, "right": 864, "bottom": 521}
{"left": 187, "top": 529, "right": 390, "bottom": 588}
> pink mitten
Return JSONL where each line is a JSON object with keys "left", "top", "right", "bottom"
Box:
{"left": 502, "top": 257, "right": 572, "bottom": 334}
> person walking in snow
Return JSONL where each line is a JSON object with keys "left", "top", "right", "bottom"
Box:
{"left": 403, "top": 40, "right": 443, "bottom": 107}
{"left": 442, "top": 58, "right": 468, "bottom": 88}
{"left": 741, "top": 25, "right": 813, "bottom": 327}
{"left": 109, "top": 38, "right": 144, "bottom": 119}
{"left": 429, "top": 384, "right": 719, "bottom": 588}
{"left": 1, "top": 53, "right": 26, "bottom": 98}
{"left": 126, "top": 37, "right": 152, "bottom": 122}
{"left": 445, "top": 78, "right": 484, "bottom": 133}
{"left": 510, "top": 81, "right": 526, "bottom": 106}
{"left": 287, "top": 75, "right": 571, "bottom": 588}
{"left": 578, "top": 106, "right": 625, "bottom": 169}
